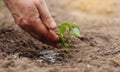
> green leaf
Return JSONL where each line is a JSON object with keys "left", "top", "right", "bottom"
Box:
{"left": 72, "top": 26, "right": 81, "bottom": 37}
{"left": 59, "top": 25, "right": 66, "bottom": 38}
{"left": 59, "top": 23, "right": 68, "bottom": 48}
{"left": 59, "top": 23, "right": 73, "bottom": 28}
{"left": 59, "top": 22, "right": 81, "bottom": 49}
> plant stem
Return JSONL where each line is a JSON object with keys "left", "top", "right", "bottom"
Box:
{"left": 67, "top": 28, "right": 71, "bottom": 54}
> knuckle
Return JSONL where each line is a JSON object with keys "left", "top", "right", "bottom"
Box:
{"left": 18, "top": 18, "right": 31, "bottom": 28}
{"left": 44, "top": 15, "right": 52, "bottom": 20}
{"left": 17, "top": 17, "right": 37, "bottom": 28}
{"left": 43, "top": 15, "right": 54, "bottom": 23}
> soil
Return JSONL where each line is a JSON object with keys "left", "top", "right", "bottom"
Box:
{"left": 0, "top": 0, "right": 120, "bottom": 72}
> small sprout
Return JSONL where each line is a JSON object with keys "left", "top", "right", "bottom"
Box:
{"left": 59, "top": 23, "right": 81, "bottom": 53}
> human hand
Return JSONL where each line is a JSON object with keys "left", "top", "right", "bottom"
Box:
{"left": 4, "top": 0, "right": 59, "bottom": 47}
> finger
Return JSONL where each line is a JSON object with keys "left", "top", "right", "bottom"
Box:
{"left": 46, "top": 30, "right": 60, "bottom": 43}
{"left": 22, "top": 17, "right": 60, "bottom": 45}
{"left": 33, "top": 19, "right": 59, "bottom": 43}
{"left": 31, "top": 19, "right": 59, "bottom": 43}
{"left": 30, "top": 29, "right": 60, "bottom": 44}
{"left": 34, "top": 0, "right": 57, "bottom": 30}
{"left": 42, "top": 40, "right": 60, "bottom": 48}
{"left": 27, "top": 30, "right": 60, "bottom": 48}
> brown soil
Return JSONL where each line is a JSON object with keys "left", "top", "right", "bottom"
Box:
{"left": 0, "top": 0, "right": 120, "bottom": 72}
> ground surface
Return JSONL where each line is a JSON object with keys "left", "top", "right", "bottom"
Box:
{"left": 0, "top": 0, "right": 120, "bottom": 72}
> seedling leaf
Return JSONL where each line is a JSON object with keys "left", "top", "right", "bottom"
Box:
{"left": 72, "top": 26, "right": 80, "bottom": 37}
{"left": 59, "top": 23, "right": 81, "bottom": 50}
{"left": 59, "top": 25, "right": 66, "bottom": 38}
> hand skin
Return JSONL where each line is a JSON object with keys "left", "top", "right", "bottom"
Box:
{"left": 3, "top": 0, "right": 60, "bottom": 48}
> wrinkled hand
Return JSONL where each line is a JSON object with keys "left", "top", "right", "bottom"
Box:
{"left": 4, "top": 0, "right": 59, "bottom": 47}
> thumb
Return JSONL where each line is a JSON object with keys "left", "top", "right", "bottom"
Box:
{"left": 35, "top": 0, "right": 56, "bottom": 29}
{"left": 42, "top": 15, "right": 56, "bottom": 30}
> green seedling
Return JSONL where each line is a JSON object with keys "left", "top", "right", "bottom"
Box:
{"left": 59, "top": 23, "right": 81, "bottom": 53}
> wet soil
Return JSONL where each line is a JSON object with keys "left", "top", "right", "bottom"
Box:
{"left": 0, "top": 0, "right": 120, "bottom": 72}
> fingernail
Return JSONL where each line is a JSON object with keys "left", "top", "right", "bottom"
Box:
{"left": 50, "top": 21, "right": 56, "bottom": 29}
